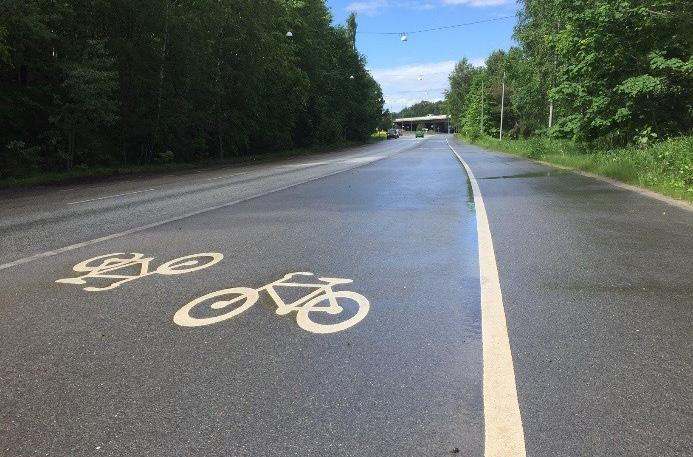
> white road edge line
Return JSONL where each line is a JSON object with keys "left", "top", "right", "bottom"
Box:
{"left": 446, "top": 138, "right": 527, "bottom": 457}
{"left": 67, "top": 188, "right": 156, "bottom": 205}
{"left": 0, "top": 148, "right": 408, "bottom": 271}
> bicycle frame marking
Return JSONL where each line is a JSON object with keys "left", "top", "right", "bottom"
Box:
{"left": 56, "top": 252, "right": 224, "bottom": 291}
{"left": 262, "top": 272, "right": 349, "bottom": 316}
{"left": 174, "top": 272, "right": 370, "bottom": 334}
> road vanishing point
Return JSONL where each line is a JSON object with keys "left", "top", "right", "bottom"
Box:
{"left": 1, "top": 135, "right": 691, "bottom": 456}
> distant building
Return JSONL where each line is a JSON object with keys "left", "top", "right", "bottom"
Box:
{"left": 394, "top": 114, "right": 452, "bottom": 133}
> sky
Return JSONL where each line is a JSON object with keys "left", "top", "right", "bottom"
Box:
{"left": 325, "top": 0, "right": 520, "bottom": 112}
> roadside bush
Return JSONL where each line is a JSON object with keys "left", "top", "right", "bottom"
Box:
{"left": 526, "top": 137, "right": 548, "bottom": 159}
{"left": 1, "top": 140, "right": 41, "bottom": 179}
{"left": 156, "top": 150, "right": 175, "bottom": 164}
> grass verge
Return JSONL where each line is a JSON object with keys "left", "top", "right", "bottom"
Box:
{"left": 0, "top": 140, "right": 368, "bottom": 188}
{"left": 458, "top": 134, "right": 693, "bottom": 203}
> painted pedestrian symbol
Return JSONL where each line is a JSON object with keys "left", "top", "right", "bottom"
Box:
{"left": 174, "top": 272, "right": 370, "bottom": 334}
{"left": 56, "top": 252, "right": 224, "bottom": 291}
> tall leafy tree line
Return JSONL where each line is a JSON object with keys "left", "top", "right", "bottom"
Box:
{"left": 445, "top": 0, "right": 692, "bottom": 145}
{"left": 396, "top": 100, "right": 446, "bottom": 119}
{"left": 0, "top": 0, "right": 383, "bottom": 178}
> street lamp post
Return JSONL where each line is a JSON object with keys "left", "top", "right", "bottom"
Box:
{"left": 480, "top": 80, "right": 484, "bottom": 135}
{"left": 499, "top": 71, "right": 505, "bottom": 140}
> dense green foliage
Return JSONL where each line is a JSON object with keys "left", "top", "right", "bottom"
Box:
{"left": 396, "top": 100, "right": 446, "bottom": 118}
{"left": 378, "top": 109, "right": 394, "bottom": 130}
{"left": 446, "top": 0, "right": 692, "bottom": 146}
{"left": 0, "top": 0, "right": 383, "bottom": 179}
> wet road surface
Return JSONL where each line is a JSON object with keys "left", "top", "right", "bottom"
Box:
{"left": 0, "top": 135, "right": 691, "bottom": 456}
{"left": 450, "top": 136, "right": 693, "bottom": 456}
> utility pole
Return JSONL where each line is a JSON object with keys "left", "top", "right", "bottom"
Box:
{"left": 549, "top": 20, "right": 560, "bottom": 129}
{"left": 548, "top": 100, "right": 553, "bottom": 128}
{"left": 480, "top": 80, "right": 484, "bottom": 135}
{"left": 499, "top": 71, "right": 506, "bottom": 140}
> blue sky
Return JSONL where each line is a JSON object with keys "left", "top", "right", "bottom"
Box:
{"left": 325, "top": 0, "right": 520, "bottom": 112}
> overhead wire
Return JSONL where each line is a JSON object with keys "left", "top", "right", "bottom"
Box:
{"left": 358, "top": 16, "right": 515, "bottom": 35}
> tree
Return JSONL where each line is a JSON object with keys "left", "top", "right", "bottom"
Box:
{"left": 447, "top": 0, "right": 691, "bottom": 144}
{"left": 397, "top": 100, "right": 446, "bottom": 118}
{"left": 346, "top": 12, "right": 357, "bottom": 51}
{"left": 0, "top": 0, "right": 384, "bottom": 178}
{"left": 378, "top": 109, "right": 394, "bottom": 131}
{"left": 0, "top": 25, "right": 10, "bottom": 65}
{"left": 0, "top": 0, "right": 62, "bottom": 176}
{"left": 50, "top": 40, "right": 119, "bottom": 169}
{"left": 444, "top": 58, "right": 481, "bottom": 129}
{"left": 460, "top": 72, "right": 492, "bottom": 138}
{"left": 516, "top": 0, "right": 692, "bottom": 144}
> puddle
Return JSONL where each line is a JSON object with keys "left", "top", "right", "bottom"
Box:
{"left": 479, "top": 170, "right": 568, "bottom": 179}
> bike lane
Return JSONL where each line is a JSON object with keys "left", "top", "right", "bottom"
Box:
{"left": 447, "top": 136, "right": 693, "bottom": 457}
{"left": 0, "top": 140, "right": 484, "bottom": 456}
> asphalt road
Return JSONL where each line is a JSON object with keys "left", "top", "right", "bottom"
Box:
{"left": 0, "top": 135, "right": 691, "bottom": 456}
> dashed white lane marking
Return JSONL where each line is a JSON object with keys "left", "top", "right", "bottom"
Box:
{"left": 206, "top": 173, "right": 243, "bottom": 181}
{"left": 0, "top": 148, "right": 407, "bottom": 271}
{"left": 67, "top": 188, "right": 156, "bottom": 205}
{"left": 446, "top": 138, "right": 527, "bottom": 457}
{"left": 340, "top": 155, "right": 387, "bottom": 164}
{"left": 278, "top": 162, "right": 329, "bottom": 169}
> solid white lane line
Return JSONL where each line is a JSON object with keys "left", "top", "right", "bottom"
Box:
{"left": 446, "top": 138, "right": 527, "bottom": 457}
{"left": 66, "top": 188, "right": 156, "bottom": 205}
{"left": 0, "top": 149, "right": 407, "bottom": 271}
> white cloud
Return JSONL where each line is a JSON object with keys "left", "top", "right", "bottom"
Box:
{"left": 442, "top": 0, "right": 512, "bottom": 6}
{"left": 403, "top": 1, "right": 436, "bottom": 9}
{"left": 370, "top": 60, "right": 454, "bottom": 112}
{"left": 346, "top": 0, "right": 388, "bottom": 15}
{"left": 469, "top": 57, "right": 487, "bottom": 67}
{"left": 346, "top": 0, "right": 435, "bottom": 15}
{"left": 370, "top": 59, "right": 487, "bottom": 112}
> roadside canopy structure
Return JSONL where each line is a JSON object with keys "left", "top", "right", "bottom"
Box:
{"left": 394, "top": 114, "right": 452, "bottom": 133}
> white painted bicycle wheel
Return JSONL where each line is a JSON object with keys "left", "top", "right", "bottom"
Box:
{"left": 173, "top": 287, "right": 258, "bottom": 327}
{"left": 295, "top": 291, "right": 370, "bottom": 334}
{"left": 156, "top": 253, "right": 223, "bottom": 275}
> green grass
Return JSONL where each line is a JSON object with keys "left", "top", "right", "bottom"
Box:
{"left": 458, "top": 134, "right": 693, "bottom": 203}
{"left": 0, "top": 140, "right": 367, "bottom": 188}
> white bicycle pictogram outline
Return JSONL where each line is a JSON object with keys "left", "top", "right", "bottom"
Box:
{"left": 55, "top": 252, "right": 224, "bottom": 291}
{"left": 174, "top": 272, "right": 370, "bottom": 334}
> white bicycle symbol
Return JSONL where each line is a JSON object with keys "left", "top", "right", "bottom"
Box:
{"left": 174, "top": 272, "right": 370, "bottom": 334}
{"left": 55, "top": 252, "right": 224, "bottom": 291}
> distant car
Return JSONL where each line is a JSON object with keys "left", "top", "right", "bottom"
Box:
{"left": 386, "top": 128, "right": 399, "bottom": 139}
{"left": 415, "top": 130, "right": 424, "bottom": 138}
